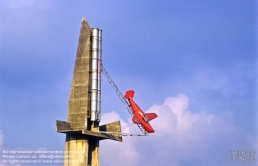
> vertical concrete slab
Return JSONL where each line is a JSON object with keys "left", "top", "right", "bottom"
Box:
{"left": 68, "top": 17, "right": 92, "bottom": 130}
{"left": 64, "top": 135, "right": 89, "bottom": 166}
{"left": 88, "top": 138, "right": 100, "bottom": 166}
{"left": 64, "top": 18, "right": 92, "bottom": 166}
{"left": 88, "top": 122, "right": 100, "bottom": 166}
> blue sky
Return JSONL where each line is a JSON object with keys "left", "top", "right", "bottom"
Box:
{"left": 0, "top": 0, "right": 257, "bottom": 166}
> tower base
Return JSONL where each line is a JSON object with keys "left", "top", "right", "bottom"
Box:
{"left": 56, "top": 120, "right": 122, "bottom": 166}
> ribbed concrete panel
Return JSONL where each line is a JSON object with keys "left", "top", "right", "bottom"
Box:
{"left": 68, "top": 18, "right": 92, "bottom": 130}
{"left": 88, "top": 138, "right": 99, "bottom": 166}
{"left": 64, "top": 18, "right": 91, "bottom": 166}
{"left": 64, "top": 134, "right": 89, "bottom": 166}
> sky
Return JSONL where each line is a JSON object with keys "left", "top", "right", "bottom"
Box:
{"left": 0, "top": 0, "right": 257, "bottom": 166}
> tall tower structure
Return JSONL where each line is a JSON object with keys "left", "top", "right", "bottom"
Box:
{"left": 56, "top": 17, "right": 122, "bottom": 166}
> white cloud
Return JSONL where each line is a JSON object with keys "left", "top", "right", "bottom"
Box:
{"left": 100, "top": 111, "right": 138, "bottom": 166}
{"left": 100, "top": 94, "right": 258, "bottom": 166}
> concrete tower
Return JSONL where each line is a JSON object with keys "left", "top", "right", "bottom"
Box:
{"left": 56, "top": 17, "right": 122, "bottom": 166}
